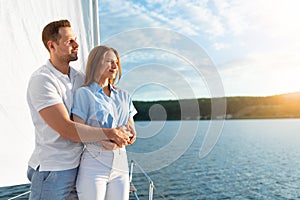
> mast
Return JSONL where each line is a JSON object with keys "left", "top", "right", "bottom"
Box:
{"left": 92, "top": 0, "right": 100, "bottom": 46}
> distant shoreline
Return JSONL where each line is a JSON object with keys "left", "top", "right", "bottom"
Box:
{"left": 133, "top": 91, "right": 300, "bottom": 121}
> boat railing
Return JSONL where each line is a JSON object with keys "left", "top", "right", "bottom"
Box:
{"left": 129, "top": 159, "right": 154, "bottom": 200}
{"left": 7, "top": 191, "right": 30, "bottom": 200}
{"left": 8, "top": 159, "right": 154, "bottom": 200}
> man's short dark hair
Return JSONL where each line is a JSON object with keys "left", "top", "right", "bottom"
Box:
{"left": 42, "top": 19, "right": 71, "bottom": 51}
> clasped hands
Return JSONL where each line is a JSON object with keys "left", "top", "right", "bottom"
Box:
{"left": 101, "top": 124, "right": 136, "bottom": 150}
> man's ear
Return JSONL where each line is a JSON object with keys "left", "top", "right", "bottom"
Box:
{"left": 47, "top": 41, "right": 54, "bottom": 50}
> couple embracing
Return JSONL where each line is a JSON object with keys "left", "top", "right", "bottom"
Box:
{"left": 27, "top": 19, "right": 137, "bottom": 200}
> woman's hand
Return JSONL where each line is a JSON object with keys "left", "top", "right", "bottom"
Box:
{"left": 126, "top": 118, "right": 136, "bottom": 145}
{"left": 108, "top": 126, "right": 131, "bottom": 147}
{"left": 101, "top": 125, "right": 133, "bottom": 149}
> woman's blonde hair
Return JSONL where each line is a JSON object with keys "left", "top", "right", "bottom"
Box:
{"left": 84, "top": 45, "right": 122, "bottom": 86}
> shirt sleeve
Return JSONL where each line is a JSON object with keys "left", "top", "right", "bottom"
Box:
{"left": 129, "top": 96, "right": 138, "bottom": 118}
{"left": 27, "top": 74, "right": 62, "bottom": 112}
{"left": 71, "top": 87, "right": 90, "bottom": 122}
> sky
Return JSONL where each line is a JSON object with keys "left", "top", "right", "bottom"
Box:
{"left": 98, "top": 0, "right": 300, "bottom": 101}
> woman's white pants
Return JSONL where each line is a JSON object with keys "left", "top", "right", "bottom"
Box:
{"left": 76, "top": 148, "right": 129, "bottom": 200}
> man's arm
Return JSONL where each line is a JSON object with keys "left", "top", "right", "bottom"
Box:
{"left": 73, "top": 114, "right": 118, "bottom": 150}
{"left": 39, "top": 103, "right": 129, "bottom": 146}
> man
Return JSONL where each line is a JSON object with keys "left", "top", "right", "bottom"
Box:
{"left": 26, "top": 20, "right": 132, "bottom": 200}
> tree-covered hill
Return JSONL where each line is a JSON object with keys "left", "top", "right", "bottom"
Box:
{"left": 133, "top": 92, "right": 300, "bottom": 120}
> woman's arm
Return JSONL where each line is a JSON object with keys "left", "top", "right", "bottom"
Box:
{"left": 126, "top": 117, "right": 136, "bottom": 145}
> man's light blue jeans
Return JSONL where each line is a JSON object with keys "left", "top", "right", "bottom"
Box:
{"left": 27, "top": 166, "right": 78, "bottom": 200}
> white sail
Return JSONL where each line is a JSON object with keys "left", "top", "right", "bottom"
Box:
{"left": 0, "top": 0, "right": 99, "bottom": 187}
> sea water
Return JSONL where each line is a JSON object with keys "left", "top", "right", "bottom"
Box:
{"left": 128, "top": 119, "right": 300, "bottom": 199}
{"left": 1, "top": 119, "right": 300, "bottom": 200}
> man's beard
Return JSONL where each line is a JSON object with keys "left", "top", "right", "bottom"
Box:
{"left": 68, "top": 53, "right": 78, "bottom": 62}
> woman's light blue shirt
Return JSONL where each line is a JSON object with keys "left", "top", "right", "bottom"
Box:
{"left": 72, "top": 82, "right": 137, "bottom": 130}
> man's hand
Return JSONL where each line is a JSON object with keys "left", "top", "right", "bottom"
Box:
{"left": 102, "top": 124, "right": 135, "bottom": 148}
{"left": 107, "top": 126, "right": 132, "bottom": 147}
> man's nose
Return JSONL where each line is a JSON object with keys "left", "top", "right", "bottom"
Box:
{"left": 73, "top": 41, "right": 79, "bottom": 48}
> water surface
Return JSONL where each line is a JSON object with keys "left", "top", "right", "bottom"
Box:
{"left": 1, "top": 119, "right": 300, "bottom": 200}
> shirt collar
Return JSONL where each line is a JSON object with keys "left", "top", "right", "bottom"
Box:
{"left": 46, "top": 59, "right": 74, "bottom": 79}
{"left": 89, "top": 82, "right": 118, "bottom": 94}
{"left": 110, "top": 84, "right": 118, "bottom": 94}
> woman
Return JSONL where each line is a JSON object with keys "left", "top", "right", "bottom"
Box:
{"left": 72, "top": 45, "right": 137, "bottom": 199}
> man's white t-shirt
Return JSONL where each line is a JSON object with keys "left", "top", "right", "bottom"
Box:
{"left": 27, "top": 60, "right": 84, "bottom": 171}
